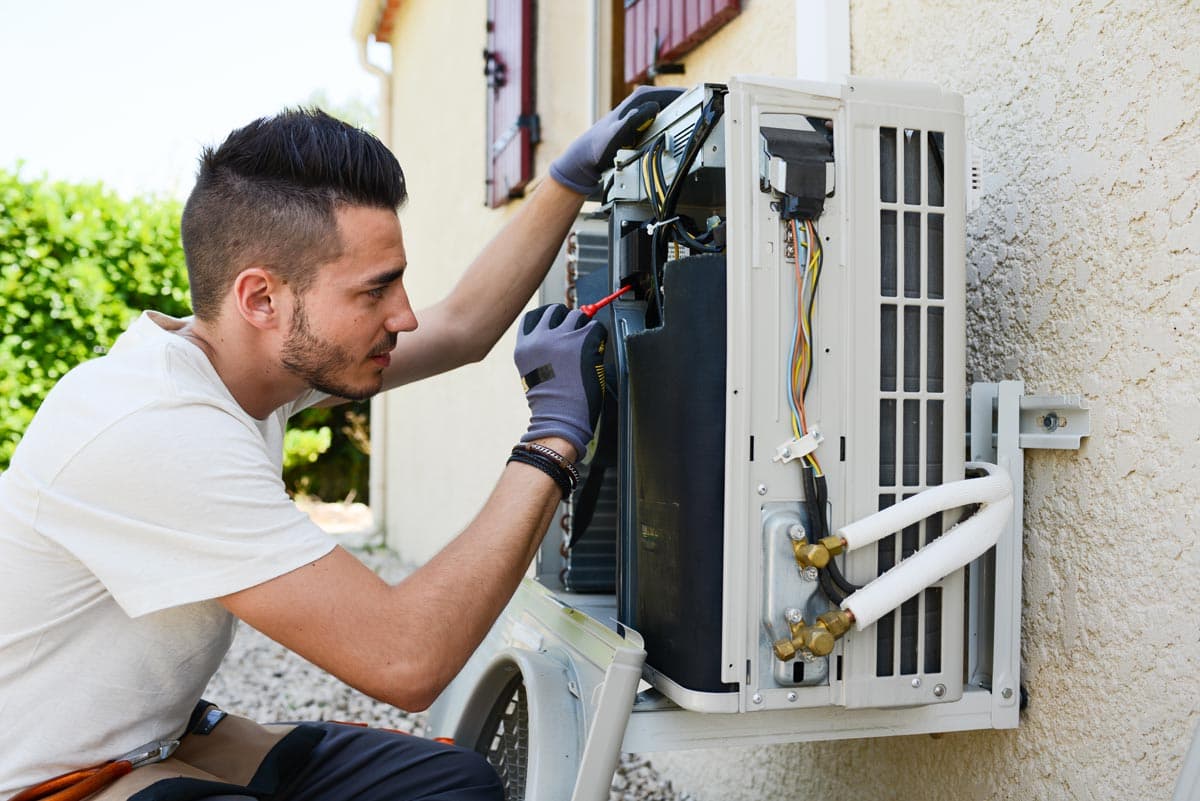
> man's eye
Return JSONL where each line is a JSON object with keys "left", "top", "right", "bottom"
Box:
{"left": 366, "top": 287, "right": 386, "bottom": 300}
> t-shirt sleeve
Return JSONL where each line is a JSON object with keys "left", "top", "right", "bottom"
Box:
{"left": 34, "top": 402, "right": 337, "bottom": 618}
{"left": 285, "top": 388, "right": 331, "bottom": 417}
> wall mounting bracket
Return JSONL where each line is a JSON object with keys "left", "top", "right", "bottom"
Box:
{"left": 1017, "top": 393, "right": 1090, "bottom": 450}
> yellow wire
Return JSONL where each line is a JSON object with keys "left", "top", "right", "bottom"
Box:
{"left": 787, "top": 218, "right": 823, "bottom": 477}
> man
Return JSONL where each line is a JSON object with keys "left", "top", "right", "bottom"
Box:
{"left": 0, "top": 86, "right": 680, "bottom": 801}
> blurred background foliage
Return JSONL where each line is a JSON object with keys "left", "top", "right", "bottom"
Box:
{"left": 0, "top": 166, "right": 370, "bottom": 501}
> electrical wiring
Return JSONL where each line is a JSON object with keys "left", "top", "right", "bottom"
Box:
{"left": 785, "top": 215, "right": 860, "bottom": 602}
{"left": 787, "top": 218, "right": 822, "bottom": 473}
{"left": 637, "top": 95, "right": 728, "bottom": 318}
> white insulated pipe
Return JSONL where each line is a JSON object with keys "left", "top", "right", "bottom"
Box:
{"left": 838, "top": 463, "right": 1013, "bottom": 631}
{"left": 837, "top": 462, "right": 1012, "bottom": 551}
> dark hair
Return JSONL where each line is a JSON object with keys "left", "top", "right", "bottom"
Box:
{"left": 181, "top": 108, "right": 406, "bottom": 321}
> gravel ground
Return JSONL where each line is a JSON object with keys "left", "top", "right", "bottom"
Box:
{"left": 203, "top": 503, "right": 694, "bottom": 801}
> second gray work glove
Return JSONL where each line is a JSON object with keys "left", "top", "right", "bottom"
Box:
{"left": 514, "top": 304, "right": 607, "bottom": 459}
{"left": 549, "top": 85, "right": 685, "bottom": 195}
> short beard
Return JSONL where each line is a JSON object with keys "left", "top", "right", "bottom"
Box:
{"left": 280, "top": 295, "right": 380, "bottom": 400}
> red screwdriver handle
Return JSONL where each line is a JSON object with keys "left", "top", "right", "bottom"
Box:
{"left": 580, "top": 285, "right": 633, "bottom": 317}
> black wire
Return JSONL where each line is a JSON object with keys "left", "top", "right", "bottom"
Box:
{"left": 816, "top": 473, "right": 860, "bottom": 594}
{"left": 662, "top": 93, "right": 724, "bottom": 217}
{"left": 802, "top": 466, "right": 847, "bottom": 604}
{"left": 649, "top": 223, "right": 665, "bottom": 325}
{"left": 641, "top": 96, "right": 727, "bottom": 316}
{"left": 670, "top": 218, "right": 723, "bottom": 253}
{"left": 649, "top": 137, "right": 668, "bottom": 219}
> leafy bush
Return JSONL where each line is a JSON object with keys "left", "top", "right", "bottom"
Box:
{"left": 0, "top": 168, "right": 192, "bottom": 465}
{"left": 283, "top": 426, "right": 333, "bottom": 470}
{"left": 0, "top": 167, "right": 369, "bottom": 500}
{"left": 283, "top": 402, "right": 371, "bottom": 501}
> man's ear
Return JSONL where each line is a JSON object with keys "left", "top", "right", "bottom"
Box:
{"left": 232, "top": 267, "right": 285, "bottom": 330}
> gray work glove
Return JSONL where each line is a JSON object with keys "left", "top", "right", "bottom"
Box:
{"left": 549, "top": 85, "right": 686, "bottom": 195}
{"left": 515, "top": 304, "right": 607, "bottom": 459}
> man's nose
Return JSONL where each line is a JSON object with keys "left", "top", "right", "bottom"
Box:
{"left": 386, "top": 288, "right": 418, "bottom": 333}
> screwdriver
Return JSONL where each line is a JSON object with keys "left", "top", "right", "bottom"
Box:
{"left": 579, "top": 284, "right": 633, "bottom": 317}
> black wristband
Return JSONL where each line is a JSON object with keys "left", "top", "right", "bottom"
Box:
{"left": 512, "top": 442, "right": 581, "bottom": 485}
{"left": 507, "top": 448, "right": 574, "bottom": 500}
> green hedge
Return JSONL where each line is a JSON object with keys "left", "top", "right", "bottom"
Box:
{"left": 0, "top": 169, "right": 191, "bottom": 465}
{"left": 0, "top": 168, "right": 367, "bottom": 500}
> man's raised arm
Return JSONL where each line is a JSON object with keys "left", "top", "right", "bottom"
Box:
{"left": 379, "top": 86, "right": 683, "bottom": 390}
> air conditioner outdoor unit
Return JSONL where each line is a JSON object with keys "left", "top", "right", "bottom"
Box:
{"left": 427, "top": 76, "right": 1087, "bottom": 801}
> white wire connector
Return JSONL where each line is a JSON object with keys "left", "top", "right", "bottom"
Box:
{"left": 772, "top": 427, "right": 823, "bottom": 464}
{"left": 644, "top": 216, "right": 679, "bottom": 235}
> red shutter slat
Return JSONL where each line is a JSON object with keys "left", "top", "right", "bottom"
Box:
{"left": 623, "top": 0, "right": 740, "bottom": 85}
{"left": 486, "top": 0, "right": 535, "bottom": 208}
{"left": 660, "top": 0, "right": 677, "bottom": 58}
{"left": 632, "top": 0, "right": 647, "bottom": 82}
{"left": 685, "top": 0, "right": 699, "bottom": 44}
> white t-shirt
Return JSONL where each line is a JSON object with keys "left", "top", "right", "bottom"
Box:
{"left": 0, "top": 312, "right": 337, "bottom": 796}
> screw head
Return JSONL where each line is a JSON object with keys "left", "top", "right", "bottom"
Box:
{"left": 802, "top": 566, "right": 819, "bottom": 581}
{"left": 1001, "top": 687, "right": 1014, "bottom": 699}
{"left": 788, "top": 524, "right": 806, "bottom": 541}
{"left": 784, "top": 607, "right": 805, "bottom": 623}
{"left": 757, "top": 484, "right": 768, "bottom": 496}
{"left": 752, "top": 693, "right": 763, "bottom": 704}
{"left": 787, "top": 692, "right": 798, "bottom": 702}
{"left": 933, "top": 683, "right": 946, "bottom": 698}
{"left": 911, "top": 678, "right": 922, "bottom": 689}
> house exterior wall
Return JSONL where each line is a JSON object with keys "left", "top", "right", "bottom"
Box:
{"left": 376, "top": 1, "right": 592, "bottom": 563}
{"left": 369, "top": 0, "right": 1197, "bottom": 795}
{"left": 645, "top": 2, "right": 1200, "bottom": 800}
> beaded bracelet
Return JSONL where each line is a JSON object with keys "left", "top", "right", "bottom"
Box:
{"left": 507, "top": 448, "right": 575, "bottom": 500}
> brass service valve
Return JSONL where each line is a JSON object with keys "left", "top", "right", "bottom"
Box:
{"left": 771, "top": 609, "right": 855, "bottom": 662}
{"left": 791, "top": 535, "right": 846, "bottom": 569}
{"left": 815, "top": 609, "right": 854, "bottom": 639}
{"left": 772, "top": 618, "right": 833, "bottom": 660}
{"left": 772, "top": 616, "right": 836, "bottom": 660}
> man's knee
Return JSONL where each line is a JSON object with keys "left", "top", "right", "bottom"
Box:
{"left": 432, "top": 746, "right": 504, "bottom": 800}
{"left": 291, "top": 723, "right": 505, "bottom": 801}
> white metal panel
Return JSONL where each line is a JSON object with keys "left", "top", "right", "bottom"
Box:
{"left": 720, "top": 76, "right": 970, "bottom": 712}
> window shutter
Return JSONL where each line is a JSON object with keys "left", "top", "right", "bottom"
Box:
{"left": 485, "top": 0, "right": 537, "bottom": 208}
{"left": 623, "top": 0, "right": 740, "bottom": 85}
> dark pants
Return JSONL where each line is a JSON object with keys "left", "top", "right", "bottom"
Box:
{"left": 130, "top": 722, "right": 503, "bottom": 801}
{"left": 282, "top": 723, "right": 504, "bottom": 801}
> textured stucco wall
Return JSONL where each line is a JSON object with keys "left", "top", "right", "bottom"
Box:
{"left": 647, "top": 2, "right": 1200, "bottom": 799}
{"left": 376, "top": 0, "right": 1199, "bottom": 794}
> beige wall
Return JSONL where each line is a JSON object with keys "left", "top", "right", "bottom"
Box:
{"left": 647, "top": 2, "right": 1200, "bottom": 800}
{"left": 376, "top": 1, "right": 594, "bottom": 563}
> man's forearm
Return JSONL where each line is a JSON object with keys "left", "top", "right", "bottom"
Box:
{"left": 217, "top": 437, "right": 573, "bottom": 712}
{"left": 447, "top": 179, "right": 587, "bottom": 351}
{"left": 358, "top": 436, "right": 575, "bottom": 707}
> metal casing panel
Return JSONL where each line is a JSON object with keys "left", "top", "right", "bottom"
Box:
{"left": 720, "top": 76, "right": 967, "bottom": 711}
{"left": 839, "top": 83, "right": 967, "bottom": 709}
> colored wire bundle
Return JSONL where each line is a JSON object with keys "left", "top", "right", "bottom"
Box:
{"left": 786, "top": 217, "right": 859, "bottom": 603}
{"left": 787, "top": 218, "right": 823, "bottom": 474}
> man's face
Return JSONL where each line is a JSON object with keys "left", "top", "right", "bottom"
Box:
{"left": 280, "top": 205, "right": 416, "bottom": 399}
